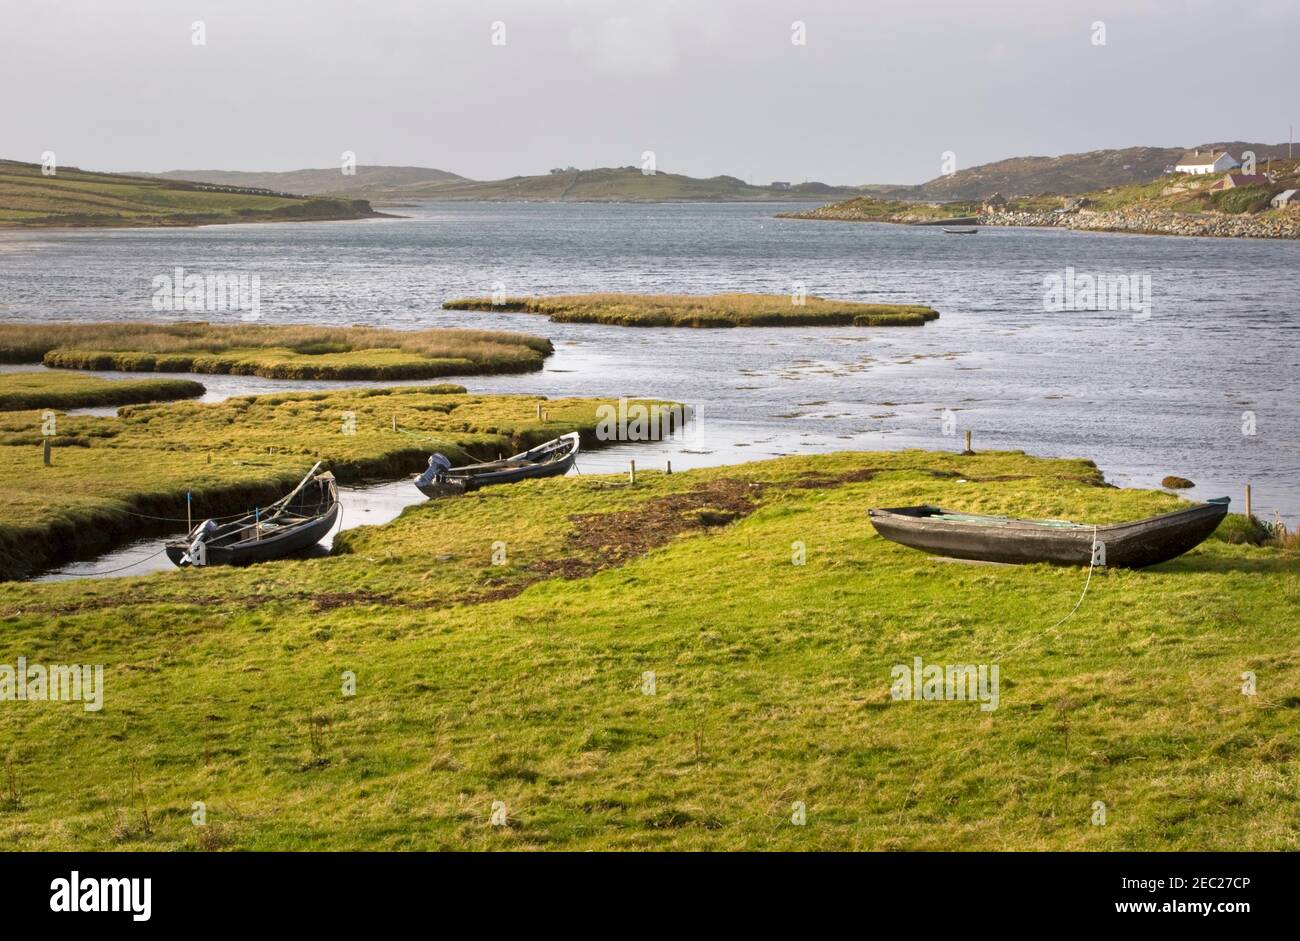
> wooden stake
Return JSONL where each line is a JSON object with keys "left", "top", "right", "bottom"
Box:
{"left": 963, "top": 430, "right": 973, "bottom": 455}
{"left": 1245, "top": 484, "right": 1253, "bottom": 520}
{"left": 629, "top": 460, "right": 637, "bottom": 485}
{"left": 187, "top": 491, "right": 192, "bottom": 534}
{"left": 42, "top": 438, "right": 51, "bottom": 466}
{"left": 666, "top": 460, "right": 672, "bottom": 475}
{"left": 536, "top": 402, "right": 542, "bottom": 419}
{"left": 392, "top": 414, "right": 397, "bottom": 432}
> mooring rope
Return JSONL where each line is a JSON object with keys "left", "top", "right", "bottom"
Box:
{"left": 116, "top": 508, "right": 247, "bottom": 523}
{"left": 1047, "top": 525, "right": 1100, "bottom": 631}
{"left": 54, "top": 546, "right": 170, "bottom": 578}
{"left": 992, "top": 525, "right": 1100, "bottom": 662}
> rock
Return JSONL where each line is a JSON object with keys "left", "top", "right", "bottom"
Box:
{"left": 1161, "top": 475, "right": 1195, "bottom": 489}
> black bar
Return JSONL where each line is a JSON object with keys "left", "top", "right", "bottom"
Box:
{"left": 0, "top": 852, "right": 1289, "bottom": 925}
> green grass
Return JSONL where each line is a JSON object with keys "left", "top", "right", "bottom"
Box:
{"left": 1210, "top": 185, "right": 1275, "bottom": 215}
{"left": 0, "top": 446, "right": 1295, "bottom": 850}
{"left": 0, "top": 372, "right": 205, "bottom": 411}
{"left": 0, "top": 384, "right": 666, "bottom": 580}
{"left": 0, "top": 322, "right": 553, "bottom": 381}
{"left": 778, "top": 197, "right": 981, "bottom": 224}
{"left": 0, "top": 159, "right": 381, "bottom": 227}
{"left": 444, "top": 293, "right": 939, "bottom": 328}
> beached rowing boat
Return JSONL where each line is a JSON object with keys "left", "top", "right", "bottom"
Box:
{"left": 166, "top": 463, "right": 340, "bottom": 567}
{"left": 866, "top": 498, "right": 1229, "bottom": 567}
{"left": 414, "top": 432, "right": 580, "bottom": 498}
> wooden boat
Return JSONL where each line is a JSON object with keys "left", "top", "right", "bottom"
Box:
{"left": 414, "top": 432, "right": 580, "bottom": 498}
{"left": 866, "top": 498, "right": 1229, "bottom": 568}
{"left": 942, "top": 227, "right": 979, "bottom": 234}
{"left": 166, "top": 463, "right": 340, "bottom": 568}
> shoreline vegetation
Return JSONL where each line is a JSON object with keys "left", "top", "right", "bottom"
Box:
{"left": 0, "top": 159, "right": 388, "bottom": 228}
{"left": 0, "top": 372, "right": 205, "bottom": 411}
{"left": 0, "top": 445, "right": 1294, "bottom": 849}
{"left": 0, "top": 322, "right": 554, "bottom": 381}
{"left": 443, "top": 293, "right": 940, "bottom": 327}
{"left": 0, "top": 384, "right": 671, "bottom": 580}
{"left": 779, "top": 159, "right": 1300, "bottom": 240}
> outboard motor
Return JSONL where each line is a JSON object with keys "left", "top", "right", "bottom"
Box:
{"left": 415, "top": 453, "right": 453, "bottom": 488}
{"left": 181, "top": 519, "right": 219, "bottom": 566}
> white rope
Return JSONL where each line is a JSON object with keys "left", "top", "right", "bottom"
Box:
{"left": 994, "top": 526, "right": 1099, "bottom": 661}
{"left": 1045, "top": 525, "right": 1099, "bottom": 631}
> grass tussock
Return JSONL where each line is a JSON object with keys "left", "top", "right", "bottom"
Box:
{"left": 0, "top": 321, "right": 553, "bottom": 380}
{"left": 444, "top": 293, "right": 939, "bottom": 328}
{"left": 0, "top": 448, "right": 1295, "bottom": 850}
{"left": 0, "top": 371, "right": 204, "bottom": 411}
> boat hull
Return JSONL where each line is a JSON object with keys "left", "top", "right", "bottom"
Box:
{"left": 866, "top": 500, "right": 1228, "bottom": 568}
{"left": 415, "top": 432, "right": 579, "bottom": 499}
{"left": 166, "top": 503, "right": 340, "bottom": 567}
{"left": 166, "top": 472, "right": 340, "bottom": 568}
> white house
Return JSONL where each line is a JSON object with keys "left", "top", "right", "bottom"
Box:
{"left": 1272, "top": 189, "right": 1297, "bottom": 209}
{"left": 1174, "top": 149, "right": 1239, "bottom": 175}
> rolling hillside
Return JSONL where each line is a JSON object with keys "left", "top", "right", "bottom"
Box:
{"left": 147, "top": 165, "right": 861, "bottom": 202}
{"left": 148, "top": 164, "right": 469, "bottom": 196}
{"left": 0, "top": 159, "right": 384, "bottom": 227}
{"left": 889, "top": 142, "right": 1296, "bottom": 201}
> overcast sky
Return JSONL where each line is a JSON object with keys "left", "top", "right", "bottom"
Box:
{"left": 5, "top": 0, "right": 1296, "bottom": 185}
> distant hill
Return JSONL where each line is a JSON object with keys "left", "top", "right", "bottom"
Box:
{"left": 0, "top": 159, "right": 383, "bottom": 227}
{"left": 895, "top": 142, "right": 1295, "bottom": 200}
{"left": 781, "top": 156, "right": 1300, "bottom": 240}
{"left": 405, "top": 167, "right": 861, "bottom": 202}
{"left": 146, "top": 165, "right": 859, "bottom": 202}
{"left": 148, "top": 165, "right": 468, "bottom": 197}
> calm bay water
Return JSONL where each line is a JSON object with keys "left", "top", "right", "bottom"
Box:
{"left": 3, "top": 201, "right": 1299, "bottom": 536}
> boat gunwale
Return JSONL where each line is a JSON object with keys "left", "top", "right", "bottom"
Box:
{"left": 866, "top": 500, "right": 1229, "bottom": 536}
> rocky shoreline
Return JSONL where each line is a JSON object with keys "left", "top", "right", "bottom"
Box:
{"left": 784, "top": 203, "right": 1300, "bottom": 239}
{"left": 980, "top": 207, "right": 1300, "bottom": 239}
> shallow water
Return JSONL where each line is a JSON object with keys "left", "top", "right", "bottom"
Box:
{"left": 3, "top": 201, "right": 1298, "bottom": 537}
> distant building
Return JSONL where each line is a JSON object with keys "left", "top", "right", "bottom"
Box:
{"left": 1174, "top": 149, "right": 1238, "bottom": 175}
{"left": 1208, "top": 173, "right": 1270, "bottom": 192}
{"left": 770, "top": 181, "right": 791, "bottom": 190}
{"left": 1271, "top": 189, "right": 1297, "bottom": 208}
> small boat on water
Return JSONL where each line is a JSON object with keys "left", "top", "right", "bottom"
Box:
{"left": 414, "top": 432, "right": 580, "bottom": 498}
{"left": 166, "top": 462, "right": 340, "bottom": 568}
{"left": 866, "top": 498, "right": 1229, "bottom": 568}
{"left": 942, "top": 227, "right": 979, "bottom": 234}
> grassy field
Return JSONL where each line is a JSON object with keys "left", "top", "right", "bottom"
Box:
{"left": 0, "top": 444, "right": 1295, "bottom": 850}
{"left": 0, "top": 159, "right": 383, "bottom": 227}
{"left": 0, "top": 372, "right": 205, "bottom": 411}
{"left": 444, "top": 293, "right": 940, "bottom": 327}
{"left": 0, "top": 322, "right": 553, "bottom": 381}
{"left": 778, "top": 197, "right": 980, "bottom": 224}
{"left": 0, "top": 384, "right": 660, "bottom": 579}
